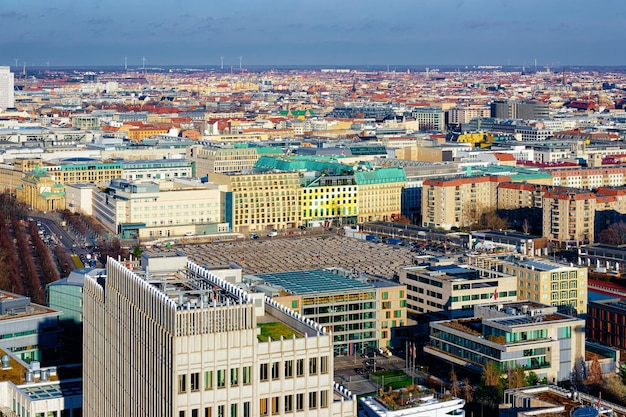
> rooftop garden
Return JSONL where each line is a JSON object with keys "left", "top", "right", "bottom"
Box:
{"left": 257, "top": 322, "right": 302, "bottom": 342}
{"left": 373, "top": 383, "right": 444, "bottom": 411}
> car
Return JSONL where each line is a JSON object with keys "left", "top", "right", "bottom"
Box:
{"left": 267, "top": 231, "right": 277, "bottom": 237}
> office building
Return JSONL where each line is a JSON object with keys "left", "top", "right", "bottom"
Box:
{"left": 0, "top": 291, "right": 62, "bottom": 365}
{"left": 467, "top": 255, "right": 587, "bottom": 315}
{"left": 209, "top": 171, "right": 301, "bottom": 233}
{"left": 587, "top": 298, "right": 626, "bottom": 350}
{"left": 425, "top": 301, "right": 585, "bottom": 383}
{"left": 92, "top": 178, "right": 227, "bottom": 239}
{"left": 400, "top": 261, "right": 517, "bottom": 320}
{"left": 46, "top": 267, "right": 105, "bottom": 363}
{"left": 490, "top": 100, "right": 549, "bottom": 120}
{"left": 83, "top": 253, "right": 357, "bottom": 417}
{"left": 0, "top": 349, "right": 82, "bottom": 417}
{"left": 0, "top": 67, "right": 15, "bottom": 110}
{"left": 244, "top": 269, "right": 406, "bottom": 355}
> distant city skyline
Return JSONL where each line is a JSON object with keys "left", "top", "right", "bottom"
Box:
{"left": 1, "top": 0, "right": 624, "bottom": 67}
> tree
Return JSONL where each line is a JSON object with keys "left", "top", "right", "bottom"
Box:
{"left": 598, "top": 221, "right": 626, "bottom": 245}
{"left": 480, "top": 210, "right": 508, "bottom": 230}
{"left": 450, "top": 368, "right": 460, "bottom": 398}
{"left": 461, "top": 378, "right": 473, "bottom": 402}
{"left": 132, "top": 245, "right": 143, "bottom": 259}
{"left": 483, "top": 361, "right": 501, "bottom": 387}
{"left": 507, "top": 367, "right": 525, "bottom": 389}
{"left": 586, "top": 355, "right": 603, "bottom": 387}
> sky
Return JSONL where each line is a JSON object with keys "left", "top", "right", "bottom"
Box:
{"left": 1, "top": 0, "right": 625, "bottom": 68}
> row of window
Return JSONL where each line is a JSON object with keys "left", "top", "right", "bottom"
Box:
{"left": 179, "top": 367, "right": 252, "bottom": 393}
{"left": 260, "top": 391, "right": 328, "bottom": 415}
{"left": 179, "top": 358, "right": 329, "bottom": 394}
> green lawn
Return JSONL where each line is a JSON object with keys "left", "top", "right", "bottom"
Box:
{"left": 371, "top": 370, "right": 415, "bottom": 389}
{"left": 257, "top": 322, "right": 302, "bottom": 342}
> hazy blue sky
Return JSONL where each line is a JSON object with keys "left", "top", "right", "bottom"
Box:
{"left": 1, "top": 0, "right": 624, "bottom": 67}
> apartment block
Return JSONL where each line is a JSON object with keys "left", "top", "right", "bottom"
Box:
{"left": 425, "top": 301, "right": 585, "bottom": 383}
{"left": 542, "top": 189, "right": 596, "bottom": 246}
{"left": 83, "top": 254, "right": 357, "bottom": 417}
{"left": 422, "top": 175, "right": 509, "bottom": 230}
{"left": 467, "top": 255, "right": 587, "bottom": 315}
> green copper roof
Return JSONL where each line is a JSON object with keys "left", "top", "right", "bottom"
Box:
{"left": 354, "top": 167, "right": 407, "bottom": 184}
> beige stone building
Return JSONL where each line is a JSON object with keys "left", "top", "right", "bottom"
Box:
{"left": 83, "top": 254, "right": 357, "bottom": 417}
{"left": 187, "top": 146, "right": 261, "bottom": 177}
{"left": 542, "top": 189, "right": 595, "bottom": 247}
{"left": 467, "top": 254, "right": 587, "bottom": 315}
{"left": 209, "top": 171, "right": 301, "bottom": 233}
{"left": 422, "top": 175, "right": 510, "bottom": 230}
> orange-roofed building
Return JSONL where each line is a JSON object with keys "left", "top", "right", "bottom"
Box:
{"left": 422, "top": 175, "right": 511, "bottom": 230}
{"left": 493, "top": 153, "right": 517, "bottom": 166}
{"left": 542, "top": 189, "right": 596, "bottom": 247}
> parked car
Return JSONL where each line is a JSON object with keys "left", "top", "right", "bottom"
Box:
{"left": 267, "top": 231, "right": 278, "bottom": 237}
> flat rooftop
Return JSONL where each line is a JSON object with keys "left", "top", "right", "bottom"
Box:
{"left": 250, "top": 269, "right": 372, "bottom": 295}
{"left": 18, "top": 379, "right": 81, "bottom": 401}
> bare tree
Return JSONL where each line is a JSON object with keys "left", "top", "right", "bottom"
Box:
{"left": 462, "top": 378, "right": 473, "bottom": 402}
{"left": 483, "top": 361, "right": 501, "bottom": 387}
{"left": 450, "top": 368, "right": 460, "bottom": 398}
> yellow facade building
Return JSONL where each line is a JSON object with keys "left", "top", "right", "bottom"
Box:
{"left": 16, "top": 170, "right": 65, "bottom": 212}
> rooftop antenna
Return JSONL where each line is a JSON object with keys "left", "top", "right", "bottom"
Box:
{"left": 124, "top": 56, "right": 128, "bottom": 71}
{"left": 220, "top": 56, "right": 224, "bottom": 70}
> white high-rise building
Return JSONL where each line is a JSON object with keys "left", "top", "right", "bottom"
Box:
{"left": 83, "top": 254, "right": 357, "bottom": 417}
{"left": 0, "top": 67, "right": 15, "bottom": 110}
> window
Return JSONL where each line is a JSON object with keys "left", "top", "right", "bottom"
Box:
{"left": 217, "top": 405, "right": 224, "bottom": 417}
{"left": 320, "top": 390, "right": 328, "bottom": 408}
{"left": 260, "top": 363, "right": 268, "bottom": 381}
{"left": 296, "top": 359, "right": 304, "bottom": 376}
{"left": 243, "top": 402, "right": 250, "bottom": 417}
{"left": 242, "top": 366, "right": 251, "bottom": 384}
{"left": 296, "top": 394, "right": 304, "bottom": 411}
{"left": 272, "top": 397, "right": 280, "bottom": 414}
{"left": 309, "top": 391, "right": 317, "bottom": 409}
{"left": 271, "top": 362, "right": 280, "bottom": 379}
{"left": 285, "top": 395, "right": 293, "bottom": 412}
{"left": 192, "top": 410, "right": 198, "bottom": 417}
{"left": 204, "top": 407, "right": 212, "bottom": 417}
{"left": 260, "top": 399, "right": 268, "bottom": 416}
{"left": 320, "top": 356, "right": 328, "bottom": 374}
{"left": 231, "top": 368, "right": 239, "bottom": 386}
{"left": 309, "top": 358, "right": 317, "bottom": 374}
{"left": 190, "top": 372, "right": 200, "bottom": 392}
{"left": 230, "top": 404, "right": 237, "bottom": 417}
{"left": 178, "top": 374, "right": 187, "bottom": 394}
{"left": 284, "top": 360, "right": 293, "bottom": 378}
{"left": 204, "top": 371, "right": 213, "bottom": 390}
{"left": 217, "top": 369, "right": 226, "bottom": 388}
